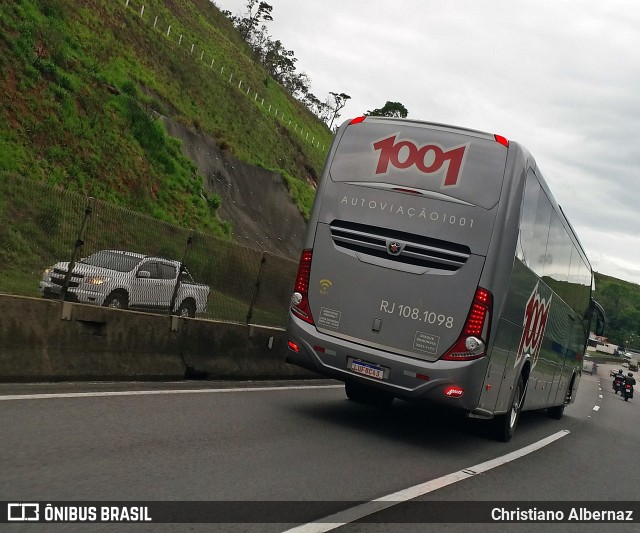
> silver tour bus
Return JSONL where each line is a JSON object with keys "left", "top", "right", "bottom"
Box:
{"left": 286, "top": 116, "right": 605, "bottom": 441}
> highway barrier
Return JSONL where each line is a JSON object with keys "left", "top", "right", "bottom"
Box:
{"left": 0, "top": 294, "right": 315, "bottom": 382}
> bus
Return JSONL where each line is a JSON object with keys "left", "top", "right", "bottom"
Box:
{"left": 286, "top": 116, "right": 605, "bottom": 441}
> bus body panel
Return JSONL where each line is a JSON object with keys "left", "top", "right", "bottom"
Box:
{"left": 306, "top": 120, "right": 507, "bottom": 364}
{"left": 287, "top": 116, "right": 593, "bottom": 422}
{"left": 309, "top": 221, "right": 487, "bottom": 362}
{"left": 476, "top": 156, "right": 591, "bottom": 415}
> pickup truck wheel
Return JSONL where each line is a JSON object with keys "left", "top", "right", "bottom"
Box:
{"left": 177, "top": 300, "right": 196, "bottom": 318}
{"left": 104, "top": 291, "right": 128, "bottom": 310}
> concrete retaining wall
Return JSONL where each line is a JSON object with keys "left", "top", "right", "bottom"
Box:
{"left": 0, "top": 294, "right": 316, "bottom": 382}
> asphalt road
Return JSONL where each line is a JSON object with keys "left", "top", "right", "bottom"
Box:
{"left": 1, "top": 364, "right": 639, "bottom": 533}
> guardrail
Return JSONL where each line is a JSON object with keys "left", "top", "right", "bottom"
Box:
{"left": 0, "top": 294, "right": 316, "bottom": 382}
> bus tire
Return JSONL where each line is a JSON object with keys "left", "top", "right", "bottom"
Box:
{"left": 345, "top": 381, "right": 394, "bottom": 408}
{"left": 547, "top": 376, "right": 573, "bottom": 420}
{"left": 492, "top": 376, "right": 525, "bottom": 442}
{"left": 547, "top": 403, "right": 565, "bottom": 420}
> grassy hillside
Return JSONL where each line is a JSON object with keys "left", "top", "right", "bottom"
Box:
{"left": 593, "top": 272, "right": 640, "bottom": 350}
{"left": 0, "top": 0, "right": 330, "bottom": 233}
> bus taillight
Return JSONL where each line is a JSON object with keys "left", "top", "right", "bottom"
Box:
{"left": 442, "top": 287, "right": 493, "bottom": 361}
{"left": 494, "top": 134, "right": 509, "bottom": 147}
{"left": 291, "top": 249, "right": 314, "bottom": 325}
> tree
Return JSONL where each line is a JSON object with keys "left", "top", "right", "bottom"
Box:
{"left": 285, "top": 72, "right": 311, "bottom": 99}
{"left": 263, "top": 39, "right": 296, "bottom": 82}
{"left": 234, "top": 1, "right": 274, "bottom": 42}
{"left": 225, "top": 1, "right": 341, "bottom": 128}
{"left": 367, "top": 101, "right": 408, "bottom": 118}
{"left": 304, "top": 94, "right": 330, "bottom": 122}
{"left": 327, "top": 92, "right": 351, "bottom": 129}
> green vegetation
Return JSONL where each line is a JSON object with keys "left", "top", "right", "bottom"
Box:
{"left": 367, "top": 100, "right": 409, "bottom": 118}
{"left": 0, "top": 0, "right": 330, "bottom": 235}
{"left": 593, "top": 272, "right": 640, "bottom": 350}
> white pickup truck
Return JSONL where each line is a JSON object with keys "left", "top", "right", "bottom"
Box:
{"left": 39, "top": 250, "right": 210, "bottom": 317}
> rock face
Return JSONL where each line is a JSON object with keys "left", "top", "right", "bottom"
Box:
{"left": 163, "top": 118, "right": 307, "bottom": 260}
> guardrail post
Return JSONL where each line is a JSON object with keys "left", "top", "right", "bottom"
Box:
{"left": 60, "top": 197, "right": 94, "bottom": 305}
{"left": 246, "top": 252, "right": 267, "bottom": 325}
{"left": 169, "top": 230, "right": 194, "bottom": 317}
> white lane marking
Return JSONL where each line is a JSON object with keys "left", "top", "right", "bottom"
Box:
{"left": 593, "top": 405, "right": 600, "bottom": 411}
{"left": 599, "top": 394, "right": 603, "bottom": 399}
{"left": 0, "top": 385, "right": 344, "bottom": 401}
{"left": 282, "top": 430, "right": 570, "bottom": 533}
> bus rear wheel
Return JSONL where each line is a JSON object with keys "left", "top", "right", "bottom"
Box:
{"left": 547, "top": 376, "right": 574, "bottom": 420}
{"left": 345, "top": 381, "right": 394, "bottom": 408}
{"left": 492, "top": 376, "right": 525, "bottom": 442}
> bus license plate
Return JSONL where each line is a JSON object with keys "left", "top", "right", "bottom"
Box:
{"left": 349, "top": 359, "right": 386, "bottom": 380}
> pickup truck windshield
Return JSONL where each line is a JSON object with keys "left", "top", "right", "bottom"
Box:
{"left": 82, "top": 251, "right": 142, "bottom": 272}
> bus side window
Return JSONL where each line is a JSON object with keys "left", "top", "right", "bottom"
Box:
{"left": 517, "top": 170, "right": 540, "bottom": 268}
{"left": 530, "top": 190, "right": 553, "bottom": 277}
{"left": 591, "top": 300, "right": 606, "bottom": 336}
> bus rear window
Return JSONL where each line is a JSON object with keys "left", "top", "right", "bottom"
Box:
{"left": 329, "top": 121, "right": 507, "bottom": 210}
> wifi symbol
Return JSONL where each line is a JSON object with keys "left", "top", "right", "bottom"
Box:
{"left": 319, "top": 279, "right": 333, "bottom": 293}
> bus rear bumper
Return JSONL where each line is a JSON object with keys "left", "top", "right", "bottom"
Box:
{"left": 286, "top": 315, "right": 487, "bottom": 412}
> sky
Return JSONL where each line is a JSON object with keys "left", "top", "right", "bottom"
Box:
{"left": 215, "top": 0, "right": 640, "bottom": 286}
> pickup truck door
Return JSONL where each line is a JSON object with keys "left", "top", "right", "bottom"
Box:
{"left": 130, "top": 261, "right": 178, "bottom": 311}
{"left": 157, "top": 262, "right": 178, "bottom": 311}
{"left": 130, "top": 261, "right": 160, "bottom": 309}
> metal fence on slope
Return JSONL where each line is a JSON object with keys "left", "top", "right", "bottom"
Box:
{"left": 0, "top": 179, "right": 298, "bottom": 328}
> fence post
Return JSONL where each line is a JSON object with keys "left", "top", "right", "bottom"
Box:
{"left": 246, "top": 252, "right": 267, "bottom": 325}
{"left": 169, "top": 230, "right": 194, "bottom": 317}
{"left": 60, "top": 197, "right": 94, "bottom": 303}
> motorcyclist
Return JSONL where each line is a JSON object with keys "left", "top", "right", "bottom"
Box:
{"left": 623, "top": 372, "right": 636, "bottom": 400}
{"left": 613, "top": 369, "right": 625, "bottom": 394}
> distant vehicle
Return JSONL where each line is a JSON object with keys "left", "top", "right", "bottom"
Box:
{"left": 286, "top": 116, "right": 606, "bottom": 442}
{"left": 582, "top": 359, "right": 597, "bottom": 375}
{"left": 39, "top": 250, "right": 210, "bottom": 317}
{"left": 622, "top": 380, "right": 634, "bottom": 401}
{"left": 630, "top": 363, "right": 638, "bottom": 372}
{"left": 611, "top": 368, "right": 622, "bottom": 377}
{"left": 613, "top": 373, "right": 625, "bottom": 395}
{"left": 622, "top": 362, "right": 630, "bottom": 369}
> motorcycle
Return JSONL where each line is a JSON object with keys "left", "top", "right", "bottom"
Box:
{"left": 622, "top": 382, "right": 634, "bottom": 401}
{"left": 613, "top": 375, "right": 625, "bottom": 394}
